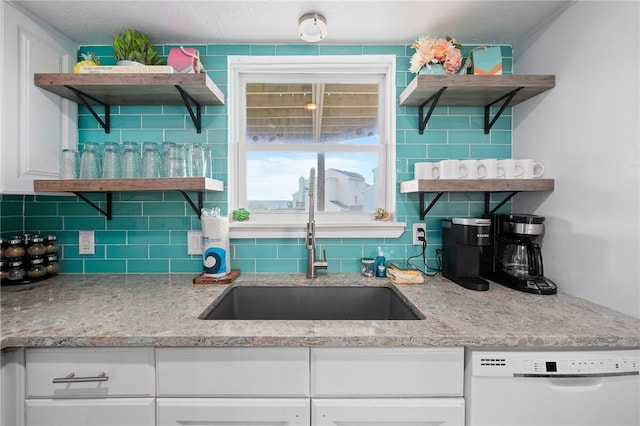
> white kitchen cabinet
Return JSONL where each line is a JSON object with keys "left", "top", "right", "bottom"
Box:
{"left": 156, "top": 347, "right": 310, "bottom": 425}
{"left": 310, "top": 347, "right": 465, "bottom": 425}
{"left": 24, "top": 347, "right": 155, "bottom": 426}
{"left": 1, "top": 2, "right": 77, "bottom": 194}
{"left": 312, "top": 398, "right": 465, "bottom": 426}
{"left": 157, "top": 398, "right": 310, "bottom": 426}
{"left": 1, "top": 348, "right": 25, "bottom": 426}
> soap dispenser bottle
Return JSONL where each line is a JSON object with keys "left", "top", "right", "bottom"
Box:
{"left": 375, "top": 249, "right": 386, "bottom": 278}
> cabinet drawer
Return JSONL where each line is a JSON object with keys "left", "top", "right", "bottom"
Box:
{"left": 156, "top": 347, "right": 310, "bottom": 397}
{"left": 311, "top": 347, "right": 463, "bottom": 397}
{"left": 157, "top": 398, "right": 310, "bottom": 426}
{"left": 312, "top": 398, "right": 464, "bottom": 426}
{"left": 26, "top": 347, "right": 155, "bottom": 398}
{"left": 25, "top": 398, "right": 155, "bottom": 426}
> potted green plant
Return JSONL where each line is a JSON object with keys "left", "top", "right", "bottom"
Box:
{"left": 112, "top": 28, "right": 164, "bottom": 66}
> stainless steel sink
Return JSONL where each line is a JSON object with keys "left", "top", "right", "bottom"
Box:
{"left": 200, "top": 286, "right": 423, "bottom": 320}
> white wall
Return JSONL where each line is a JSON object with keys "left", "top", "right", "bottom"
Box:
{"left": 513, "top": 1, "right": 640, "bottom": 318}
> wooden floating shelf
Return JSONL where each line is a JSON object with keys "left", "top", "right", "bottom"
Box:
{"left": 399, "top": 75, "right": 555, "bottom": 107}
{"left": 34, "top": 177, "right": 224, "bottom": 193}
{"left": 34, "top": 73, "right": 224, "bottom": 105}
{"left": 400, "top": 179, "right": 554, "bottom": 193}
{"left": 400, "top": 179, "right": 555, "bottom": 219}
{"left": 34, "top": 178, "right": 224, "bottom": 220}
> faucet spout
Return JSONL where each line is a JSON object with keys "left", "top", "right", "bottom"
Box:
{"left": 306, "top": 167, "right": 328, "bottom": 278}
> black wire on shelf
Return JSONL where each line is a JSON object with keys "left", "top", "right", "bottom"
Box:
{"left": 406, "top": 236, "right": 442, "bottom": 277}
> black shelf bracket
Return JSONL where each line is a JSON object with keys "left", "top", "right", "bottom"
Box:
{"left": 418, "top": 191, "right": 445, "bottom": 220}
{"left": 484, "top": 191, "right": 519, "bottom": 214}
{"left": 179, "top": 190, "right": 204, "bottom": 218}
{"left": 175, "top": 85, "right": 202, "bottom": 133}
{"left": 65, "top": 85, "right": 110, "bottom": 133}
{"left": 418, "top": 87, "right": 447, "bottom": 134}
{"left": 73, "top": 192, "right": 112, "bottom": 220}
{"left": 484, "top": 87, "right": 523, "bottom": 134}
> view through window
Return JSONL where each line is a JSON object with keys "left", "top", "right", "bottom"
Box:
{"left": 245, "top": 82, "right": 380, "bottom": 213}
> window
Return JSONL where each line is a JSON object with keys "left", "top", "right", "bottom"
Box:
{"left": 228, "top": 56, "right": 403, "bottom": 238}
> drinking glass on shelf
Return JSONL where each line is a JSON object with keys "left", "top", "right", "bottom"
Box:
{"left": 203, "top": 146, "right": 212, "bottom": 178}
{"left": 122, "top": 148, "right": 141, "bottom": 178}
{"left": 141, "top": 146, "right": 161, "bottom": 178}
{"left": 59, "top": 149, "right": 80, "bottom": 179}
{"left": 79, "top": 142, "right": 101, "bottom": 179}
{"left": 188, "top": 143, "right": 206, "bottom": 177}
{"left": 101, "top": 146, "right": 122, "bottom": 178}
{"left": 167, "top": 144, "right": 188, "bottom": 177}
{"left": 161, "top": 141, "right": 176, "bottom": 177}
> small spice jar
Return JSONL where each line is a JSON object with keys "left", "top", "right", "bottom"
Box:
{"left": 26, "top": 235, "right": 47, "bottom": 257}
{"left": 27, "top": 256, "right": 47, "bottom": 278}
{"left": 4, "top": 237, "right": 26, "bottom": 259}
{"left": 6, "top": 259, "right": 26, "bottom": 281}
{"left": 45, "top": 235, "right": 58, "bottom": 254}
{"left": 45, "top": 254, "right": 59, "bottom": 275}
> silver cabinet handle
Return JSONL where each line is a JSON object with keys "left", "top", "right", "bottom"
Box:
{"left": 52, "top": 372, "right": 109, "bottom": 383}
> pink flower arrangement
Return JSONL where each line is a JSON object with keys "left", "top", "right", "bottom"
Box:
{"left": 409, "top": 35, "right": 463, "bottom": 74}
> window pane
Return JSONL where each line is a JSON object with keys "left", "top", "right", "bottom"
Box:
{"left": 246, "top": 83, "right": 378, "bottom": 145}
{"left": 246, "top": 152, "right": 378, "bottom": 213}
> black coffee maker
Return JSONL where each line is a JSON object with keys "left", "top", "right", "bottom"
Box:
{"left": 442, "top": 217, "right": 492, "bottom": 291}
{"left": 481, "top": 214, "right": 557, "bottom": 295}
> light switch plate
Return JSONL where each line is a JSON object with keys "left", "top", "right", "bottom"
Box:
{"left": 187, "top": 231, "right": 203, "bottom": 255}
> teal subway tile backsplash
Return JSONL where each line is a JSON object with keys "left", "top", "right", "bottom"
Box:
{"left": 0, "top": 43, "right": 515, "bottom": 274}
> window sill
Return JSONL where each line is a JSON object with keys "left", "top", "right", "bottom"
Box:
{"left": 229, "top": 221, "right": 406, "bottom": 239}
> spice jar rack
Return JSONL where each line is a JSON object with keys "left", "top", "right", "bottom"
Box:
{"left": 1, "top": 234, "right": 59, "bottom": 286}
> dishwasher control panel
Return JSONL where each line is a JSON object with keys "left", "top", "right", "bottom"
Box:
{"left": 471, "top": 349, "right": 640, "bottom": 377}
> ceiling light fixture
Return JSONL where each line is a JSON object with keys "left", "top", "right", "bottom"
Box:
{"left": 298, "top": 13, "right": 327, "bottom": 43}
{"left": 305, "top": 102, "right": 318, "bottom": 111}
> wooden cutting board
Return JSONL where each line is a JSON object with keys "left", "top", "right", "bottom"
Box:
{"left": 193, "top": 269, "right": 241, "bottom": 285}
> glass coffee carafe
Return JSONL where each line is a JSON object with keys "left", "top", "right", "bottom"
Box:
{"left": 499, "top": 238, "right": 543, "bottom": 279}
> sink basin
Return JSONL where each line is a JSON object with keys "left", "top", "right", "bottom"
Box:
{"left": 201, "top": 286, "right": 423, "bottom": 320}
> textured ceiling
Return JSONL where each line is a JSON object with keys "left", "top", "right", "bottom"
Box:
{"left": 12, "top": 0, "right": 573, "bottom": 53}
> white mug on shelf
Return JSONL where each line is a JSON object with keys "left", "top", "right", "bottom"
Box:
{"left": 477, "top": 159, "right": 499, "bottom": 179}
{"left": 516, "top": 159, "right": 545, "bottom": 178}
{"left": 414, "top": 162, "right": 439, "bottom": 179}
{"left": 460, "top": 159, "right": 484, "bottom": 179}
{"left": 439, "top": 159, "right": 468, "bottom": 179}
{"left": 497, "top": 159, "right": 524, "bottom": 179}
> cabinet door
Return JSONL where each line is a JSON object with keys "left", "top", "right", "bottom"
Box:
{"left": 311, "top": 347, "right": 464, "bottom": 397}
{"left": 312, "top": 398, "right": 465, "bottom": 426}
{"left": 1, "top": 2, "right": 77, "bottom": 194}
{"left": 157, "top": 347, "right": 309, "bottom": 397}
{"left": 157, "top": 398, "right": 310, "bottom": 426}
{"left": 25, "top": 398, "right": 155, "bottom": 426}
{"left": 26, "top": 347, "right": 155, "bottom": 398}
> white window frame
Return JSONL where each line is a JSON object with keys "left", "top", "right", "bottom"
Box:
{"left": 228, "top": 55, "right": 404, "bottom": 239}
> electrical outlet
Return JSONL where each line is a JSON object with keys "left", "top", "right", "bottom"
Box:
{"left": 187, "top": 231, "right": 203, "bottom": 255}
{"left": 412, "top": 223, "right": 426, "bottom": 245}
{"left": 79, "top": 230, "right": 95, "bottom": 255}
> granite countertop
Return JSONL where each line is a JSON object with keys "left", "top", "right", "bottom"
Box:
{"left": 1, "top": 273, "right": 638, "bottom": 349}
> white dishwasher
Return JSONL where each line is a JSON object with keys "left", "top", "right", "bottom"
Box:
{"left": 465, "top": 348, "right": 639, "bottom": 426}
